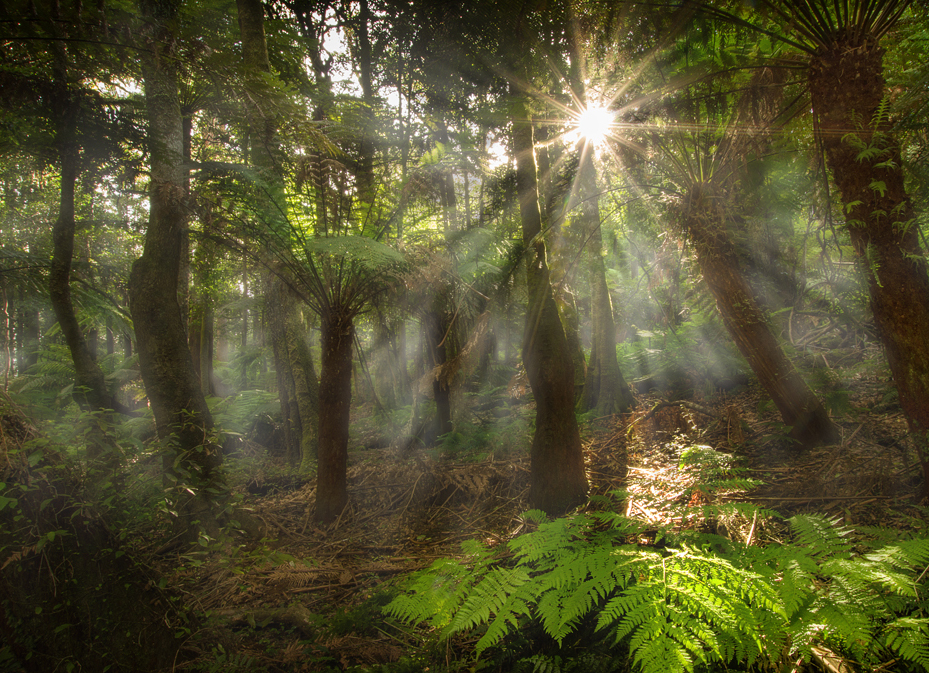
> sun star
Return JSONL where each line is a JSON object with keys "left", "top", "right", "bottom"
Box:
{"left": 576, "top": 105, "right": 613, "bottom": 145}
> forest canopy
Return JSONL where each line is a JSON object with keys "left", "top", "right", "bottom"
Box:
{"left": 2, "top": 0, "right": 929, "bottom": 671}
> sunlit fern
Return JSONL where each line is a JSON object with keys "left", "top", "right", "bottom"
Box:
{"left": 386, "top": 509, "right": 929, "bottom": 673}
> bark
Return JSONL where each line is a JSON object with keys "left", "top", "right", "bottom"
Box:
{"left": 199, "top": 298, "right": 214, "bottom": 396}
{"left": 287, "top": 302, "right": 320, "bottom": 471}
{"left": 427, "top": 299, "right": 453, "bottom": 439}
{"left": 681, "top": 184, "right": 839, "bottom": 447}
{"left": 237, "top": 0, "right": 317, "bottom": 469}
{"left": 130, "top": 0, "right": 224, "bottom": 534}
{"left": 267, "top": 276, "right": 300, "bottom": 464}
{"left": 354, "top": 0, "right": 377, "bottom": 205}
{"left": 47, "top": 32, "right": 126, "bottom": 467}
{"left": 511, "top": 92, "right": 588, "bottom": 514}
{"left": 576, "top": 153, "right": 635, "bottom": 416}
{"left": 315, "top": 311, "right": 354, "bottom": 523}
{"left": 810, "top": 37, "right": 929, "bottom": 481}
{"left": 564, "top": 14, "right": 634, "bottom": 417}
{"left": 48, "top": 109, "right": 112, "bottom": 415}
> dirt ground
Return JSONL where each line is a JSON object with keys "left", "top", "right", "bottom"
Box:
{"left": 162, "top": 352, "right": 928, "bottom": 671}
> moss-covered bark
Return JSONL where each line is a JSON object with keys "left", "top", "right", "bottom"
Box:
{"left": 130, "top": 0, "right": 224, "bottom": 536}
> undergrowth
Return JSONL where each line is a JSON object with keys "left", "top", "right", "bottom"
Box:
{"left": 386, "top": 505, "right": 929, "bottom": 672}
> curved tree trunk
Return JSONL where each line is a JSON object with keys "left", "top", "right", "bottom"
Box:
{"left": 47, "top": 20, "right": 127, "bottom": 469}
{"left": 315, "top": 310, "right": 354, "bottom": 522}
{"left": 131, "top": 0, "right": 224, "bottom": 537}
{"left": 682, "top": 184, "right": 839, "bottom": 447}
{"left": 511, "top": 91, "right": 588, "bottom": 515}
{"left": 810, "top": 38, "right": 929, "bottom": 483}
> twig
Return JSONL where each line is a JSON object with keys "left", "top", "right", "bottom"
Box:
{"left": 745, "top": 509, "right": 758, "bottom": 546}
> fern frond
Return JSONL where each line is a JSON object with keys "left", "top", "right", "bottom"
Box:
{"left": 789, "top": 514, "right": 854, "bottom": 559}
{"left": 445, "top": 566, "right": 531, "bottom": 641}
{"left": 883, "top": 617, "right": 929, "bottom": 669}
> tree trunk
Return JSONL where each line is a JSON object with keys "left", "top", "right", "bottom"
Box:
{"left": 49, "top": 110, "right": 111, "bottom": 414}
{"left": 316, "top": 310, "right": 354, "bottom": 523}
{"left": 511, "top": 92, "right": 588, "bottom": 514}
{"left": 354, "top": 0, "right": 377, "bottom": 205}
{"left": 287, "top": 302, "right": 320, "bottom": 471}
{"left": 575, "top": 153, "right": 635, "bottom": 416}
{"left": 47, "top": 34, "right": 125, "bottom": 467}
{"left": 267, "top": 276, "right": 301, "bottom": 464}
{"left": 681, "top": 184, "right": 838, "bottom": 447}
{"left": 563, "top": 14, "right": 634, "bottom": 418}
{"left": 427, "top": 301, "right": 453, "bottom": 439}
{"left": 810, "top": 38, "right": 929, "bottom": 481}
{"left": 131, "top": 0, "right": 224, "bottom": 536}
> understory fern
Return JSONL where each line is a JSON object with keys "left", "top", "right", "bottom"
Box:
{"left": 386, "top": 510, "right": 929, "bottom": 673}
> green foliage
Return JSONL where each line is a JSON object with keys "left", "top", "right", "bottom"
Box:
{"left": 209, "top": 390, "right": 280, "bottom": 437}
{"left": 387, "top": 508, "right": 929, "bottom": 673}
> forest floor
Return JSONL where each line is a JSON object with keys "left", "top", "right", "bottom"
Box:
{"left": 163, "top": 349, "right": 929, "bottom": 672}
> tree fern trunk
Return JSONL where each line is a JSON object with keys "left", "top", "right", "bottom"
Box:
{"left": 682, "top": 184, "right": 838, "bottom": 447}
{"left": 810, "top": 37, "right": 929, "bottom": 484}
{"left": 316, "top": 310, "right": 354, "bottom": 522}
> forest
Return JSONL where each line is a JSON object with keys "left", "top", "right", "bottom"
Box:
{"left": 3, "top": 0, "right": 929, "bottom": 670}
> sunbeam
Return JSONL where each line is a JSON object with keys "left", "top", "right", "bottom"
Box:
{"left": 575, "top": 105, "right": 614, "bottom": 146}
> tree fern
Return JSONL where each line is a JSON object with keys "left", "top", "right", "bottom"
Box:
{"left": 387, "top": 508, "right": 929, "bottom": 673}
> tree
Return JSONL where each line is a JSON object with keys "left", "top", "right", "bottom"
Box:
{"left": 565, "top": 11, "right": 635, "bottom": 417}
{"left": 237, "top": 0, "right": 320, "bottom": 468}
{"left": 1, "top": 0, "right": 135, "bottom": 445}
{"left": 130, "top": 0, "right": 225, "bottom": 537}
{"left": 511, "top": 88, "right": 588, "bottom": 513}
{"left": 638, "top": 59, "right": 840, "bottom": 446}
{"left": 287, "top": 236, "right": 407, "bottom": 522}
{"left": 702, "top": 0, "right": 929, "bottom": 481}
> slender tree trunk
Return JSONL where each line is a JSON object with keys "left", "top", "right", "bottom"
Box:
{"left": 681, "top": 184, "right": 838, "bottom": 447}
{"left": 199, "top": 299, "right": 214, "bottom": 396}
{"left": 287, "top": 301, "right": 320, "bottom": 471}
{"left": 810, "top": 38, "right": 929, "bottom": 481}
{"left": 316, "top": 310, "right": 354, "bottom": 523}
{"left": 47, "top": 35, "right": 125, "bottom": 467}
{"left": 267, "top": 276, "right": 300, "bottom": 464}
{"left": 564, "top": 13, "right": 634, "bottom": 417}
{"left": 131, "top": 0, "right": 224, "bottom": 536}
{"left": 575, "top": 152, "right": 634, "bottom": 416}
{"left": 238, "top": 0, "right": 314, "bottom": 467}
{"left": 511, "top": 92, "right": 587, "bottom": 514}
{"left": 427, "top": 301, "right": 453, "bottom": 439}
{"left": 354, "top": 0, "right": 376, "bottom": 205}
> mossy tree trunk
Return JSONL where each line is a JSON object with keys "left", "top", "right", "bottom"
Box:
{"left": 681, "top": 184, "right": 839, "bottom": 447}
{"left": 809, "top": 37, "right": 929, "bottom": 484}
{"left": 511, "top": 91, "right": 588, "bottom": 515}
{"left": 130, "top": 0, "right": 224, "bottom": 537}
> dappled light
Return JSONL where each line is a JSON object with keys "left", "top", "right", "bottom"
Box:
{"left": 2, "top": 0, "right": 929, "bottom": 670}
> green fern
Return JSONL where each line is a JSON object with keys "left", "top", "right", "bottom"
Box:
{"left": 387, "top": 509, "right": 929, "bottom": 673}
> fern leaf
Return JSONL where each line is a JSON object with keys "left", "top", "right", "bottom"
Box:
{"left": 789, "top": 514, "right": 853, "bottom": 559}
{"left": 883, "top": 617, "right": 929, "bottom": 669}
